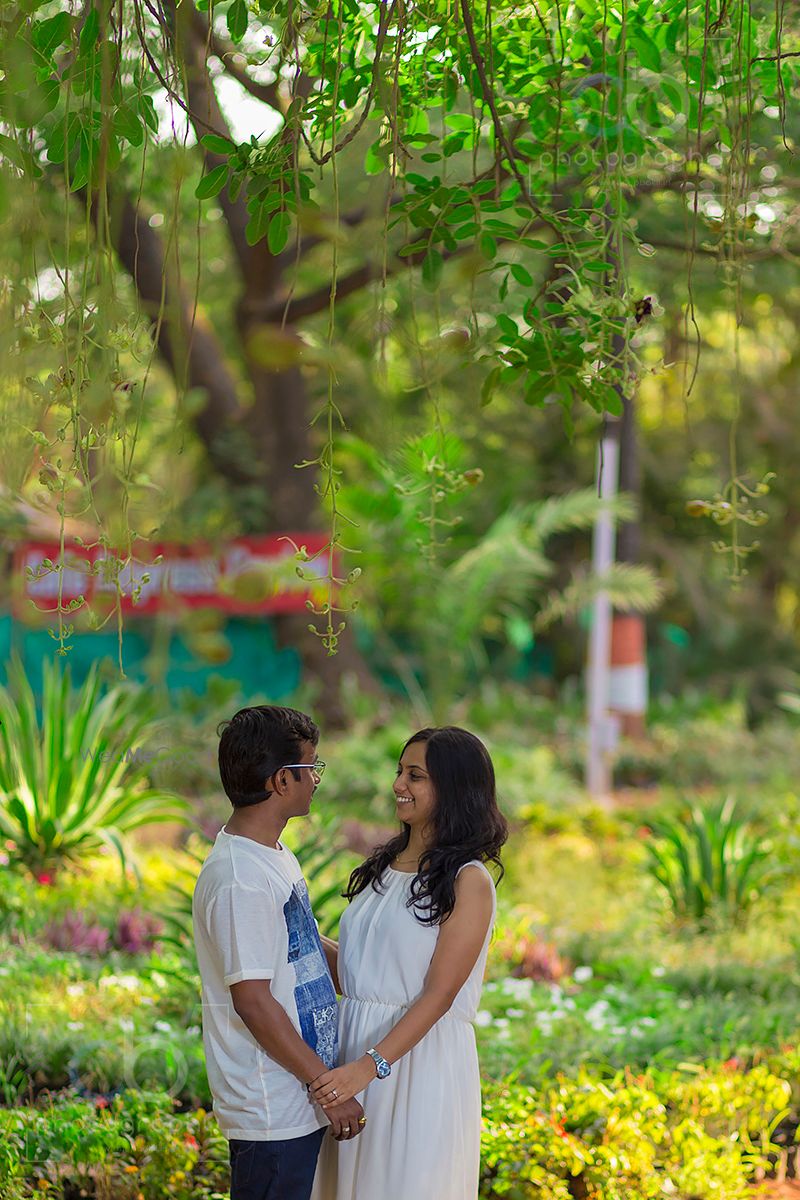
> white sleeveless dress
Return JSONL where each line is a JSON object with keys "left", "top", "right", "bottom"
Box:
{"left": 311, "top": 860, "right": 496, "bottom": 1200}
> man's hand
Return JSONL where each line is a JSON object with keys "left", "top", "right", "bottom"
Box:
{"left": 324, "top": 1096, "right": 365, "bottom": 1141}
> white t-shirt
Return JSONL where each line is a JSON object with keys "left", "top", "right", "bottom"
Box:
{"left": 192, "top": 828, "right": 339, "bottom": 1140}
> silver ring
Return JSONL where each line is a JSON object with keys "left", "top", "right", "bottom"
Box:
{"left": 343, "top": 1126, "right": 351, "bottom": 1135}
{"left": 331, "top": 1089, "right": 338, "bottom": 1099}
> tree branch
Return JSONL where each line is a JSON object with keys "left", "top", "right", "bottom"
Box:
{"left": 188, "top": 4, "right": 284, "bottom": 111}
{"left": 259, "top": 161, "right": 705, "bottom": 324}
{"left": 751, "top": 49, "right": 800, "bottom": 65}
{"left": 104, "top": 190, "right": 261, "bottom": 490}
{"left": 170, "top": 0, "right": 279, "bottom": 291}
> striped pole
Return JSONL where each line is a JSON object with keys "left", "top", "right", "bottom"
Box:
{"left": 608, "top": 614, "right": 648, "bottom": 738}
{"left": 585, "top": 433, "right": 620, "bottom": 800}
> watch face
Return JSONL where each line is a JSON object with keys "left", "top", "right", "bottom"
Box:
{"left": 377, "top": 1060, "right": 391, "bottom": 1078}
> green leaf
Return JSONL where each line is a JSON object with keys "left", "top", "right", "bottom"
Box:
{"left": 631, "top": 35, "right": 661, "bottom": 72}
{"left": 227, "top": 0, "right": 248, "bottom": 43}
{"left": 137, "top": 94, "right": 159, "bottom": 134}
{"left": 445, "top": 112, "right": 477, "bottom": 131}
{"left": 496, "top": 313, "right": 518, "bottom": 339}
{"left": 201, "top": 133, "right": 236, "bottom": 156}
{"left": 267, "top": 210, "right": 290, "bottom": 254}
{"left": 32, "top": 11, "right": 73, "bottom": 57}
{"left": 364, "top": 140, "right": 387, "bottom": 176}
{"left": 245, "top": 205, "right": 269, "bottom": 245}
{"left": 79, "top": 5, "right": 99, "bottom": 54}
{"left": 602, "top": 387, "right": 624, "bottom": 416}
{"left": 113, "top": 104, "right": 143, "bottom": 147}
{"left": 421, "top": 247, "right": 443, "bottom": 290}
{"left": 481, "top": 367, "right": 501, "bottom": 407}
{"left": 0, "top": 133, "right": 42, "bottom": 177}
{"left": 510, "top": 264, "right": 533, "bottom": 286}
{"left": 480, "top": 233, "right": 497, "bottom": 261}
{"left": 195, "top": 163, "right": 229, "bottom": 200}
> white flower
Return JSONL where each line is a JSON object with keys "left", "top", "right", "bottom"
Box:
{"left": 154, "top": 1020, "right": 172, "bottom": 1033}
{"left": 118, "top": 1018, "right": 134, "bottom": 1032}
{"left": 100, "top": 973, "right": 139, "bottom": 991}
{"left": 66, "top": 984, "right": 85, "bottom": 997}
{"left": 506, "top": 1008, "right": 526, "bottom": 1019}
{"left": 67, "top": 1022, "right": 84, "bottom": 1031}
{"left": 585, "top": 1000, "right": 610, "bottom": 1030}
{"left": 651, "top": 966, "right": 666, "bottom": 978}
{"left": 500, "top": 978, "right": 534, "bottom": 1000}
{"left": 640, "top": 1017, "right": 657, "bottom": 1027}
{"left": 475, "top": 1010, "right": 493, "bottom": 1027}
{"left": 677, "top": 999, "right": 692, "bottom": 1011}
{"left": 573, "top": 966, "right": 593, "bottom": 983}
{"left": 611, "top": 1025, "right": 626, "bottom": 1036}
{"left": 494, "top": 1018, "right": 510, "bottom": 1030}
{"left": 186, "top": 1025, "right": 200, "bottom": 1036}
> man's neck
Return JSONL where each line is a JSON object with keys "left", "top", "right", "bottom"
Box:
{"left": 225, "top": 806, "right": 287, "bottom": 850}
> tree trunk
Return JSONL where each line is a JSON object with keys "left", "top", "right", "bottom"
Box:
{"left": 102, "top": 185, "right": 372, "bottom": 724}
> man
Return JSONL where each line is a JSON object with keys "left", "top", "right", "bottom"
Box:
{"left": 193, "top": 705, "right": 364, "bottom": 1200}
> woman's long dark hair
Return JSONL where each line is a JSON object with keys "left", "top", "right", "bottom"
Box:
{"left": 343, "top": 727, "right": 508, "bottom": 925}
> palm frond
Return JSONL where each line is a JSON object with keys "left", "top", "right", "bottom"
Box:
{"left": 531, "top": 489, "right": 638, "bottom": 542}
{"left": 534, "top": 563, "right": 665, "bottom": 631}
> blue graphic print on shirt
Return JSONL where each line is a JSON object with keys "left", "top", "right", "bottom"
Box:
{"left": 283, "top": 880, "right": 338, "bottom": 1070}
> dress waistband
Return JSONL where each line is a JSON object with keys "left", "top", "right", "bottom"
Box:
{"left": 340, "top": 995, "right": 473, "bottom": 1024}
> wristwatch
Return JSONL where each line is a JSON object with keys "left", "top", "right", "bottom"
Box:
{"left": 365, "top": 1047, "right": 391, "bottom": 1079}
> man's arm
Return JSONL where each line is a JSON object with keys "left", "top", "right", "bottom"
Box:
{"left": 230, "top": 978, "right": 329, "bottom": 1083}
{"left": 230, "top": 978, "right": 363, "bottom": 1138}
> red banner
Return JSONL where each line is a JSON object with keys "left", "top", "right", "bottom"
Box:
{"left": 14, "top": 534, "right": 332, "bottom": 619}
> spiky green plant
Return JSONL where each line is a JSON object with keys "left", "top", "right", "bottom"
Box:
{"left": 645, "top": 798, "right": 778, "bottom": 926}
{"left": 0, "top": 655, "right": 187, "bottom": 875}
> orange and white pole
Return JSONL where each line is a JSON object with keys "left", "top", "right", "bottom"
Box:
{"left": 585, "top": 433, "right": 620, "bottom": 800}
{"left": 608, "top": 614, "right": 648, "bottom": 739}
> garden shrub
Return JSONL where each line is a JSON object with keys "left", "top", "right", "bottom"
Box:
{"left": 0, "top": 1091, "right": 228, "bottom": 1199}
{"left": 0, "top": 1066, "right": 790, "bottom": 1198}
{"left": 480, "top": 1065, "right": 789, "bottom": 1199}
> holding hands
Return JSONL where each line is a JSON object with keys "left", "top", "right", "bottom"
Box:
{"left": 324, "top": 1094, "right": 366, "bottom": 1141}
{"left": 309, "top": 1055, "right": 377, "bottom": 1109}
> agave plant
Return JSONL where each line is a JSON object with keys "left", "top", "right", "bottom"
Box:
{"left": 0, "top": 654, "right": 187, "bottom": 875}
{"left": 645, "top": 797, "right": 778, "bottom": 925}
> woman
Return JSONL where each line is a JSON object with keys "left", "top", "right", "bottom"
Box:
{"left": 310, "top": 726, "right": 508, "bottom": 1200}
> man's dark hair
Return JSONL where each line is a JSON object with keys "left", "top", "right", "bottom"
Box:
{"left": 217, "top": 706, "right": 319, "bottom": 809}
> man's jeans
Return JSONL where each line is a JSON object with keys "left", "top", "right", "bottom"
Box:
{"left": 229, "top": 1128, "right": 326, "bottom": 1200}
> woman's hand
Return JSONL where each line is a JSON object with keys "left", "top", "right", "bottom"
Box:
{"left": 309, "top": 1056, "right": 377, "bottom": 1107}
